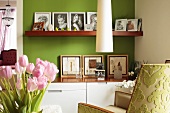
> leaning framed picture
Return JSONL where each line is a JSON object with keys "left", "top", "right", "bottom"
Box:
{"left": 32, "top": 22, "right": 44, "bottom": 31}
{"left": 87, "top": 12, "right": 97, "bottom": 31}
{"left": 52, "top": 12, "right": 69, "bottom": 31}
{"left": 34, "top": 12, "right": 51, "bottom": 31}
{"left": 115, "top": 19, "right": 127, "bottom": 31}
{"left": 82, "top": 55, "right": 104, "bottom": 78}
{"left": 60, "top": 55, "right": 81, "bottom": 78}
{"left": 107, "top": 55, "right": 128, "bottom": 78}
{"left": 69, "top": 12, "right": 86, "bottom": 31}
{"left": 127, "top": 19, "right": 138, "bottom": 31}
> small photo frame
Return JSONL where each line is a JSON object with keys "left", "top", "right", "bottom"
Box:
{"left": 115, "top": 19, "right": 127, "bottom": 31}
{"left": 82, "top": 55, "right": 104, "bottom": 78}
{"left": 107, "top": 55, "right": 128, "bottom": 78}
{"left": 60, "top": 55, "right": 81, "bottom": 78}
{"left": 87, "top": 12, "right": 97, "bottom": 31}
{"left": 34, "top": 12, "right": 51, "bottom": 31}
{"left": 69, "top": 12, "right": 86, "bottom": 31}
{"left": 32, "top": 22, "right": 44, "bottom": 31}
{"left": 84, "top": 24, "right": 93, "bottom": 31}
{"left": 127, "top": 19, "right": 138, "bottom": 31}
{"left": 52, "top": 12, "right": 69, "bottom": 31}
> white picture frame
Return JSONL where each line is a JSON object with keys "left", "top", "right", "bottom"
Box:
{"left": 69, "top": 12, "right": 86, "bottom": 31}
{"left": 127, "top": 19, "right": 138, "bottom": 31}
{"left": 115, "top": 19, "right": 127, "bottom": 31}
{"left": 52, "top": 12, "right": 69, "bottom": 31}
{"left": 34, "top": 12, "right": 51, "bottom": 31}
{"left": 82, "top": 55, "right": 104, "bottom": 77}
{"left": 60, "top": 55, "right": 81, "bottom": 77}
{"left": 87, "top": 12, "right": 97, "bottom": 31}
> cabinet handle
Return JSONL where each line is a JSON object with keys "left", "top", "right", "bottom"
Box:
{"left": 48, "top": 90, "right": 62, "bottom": 93}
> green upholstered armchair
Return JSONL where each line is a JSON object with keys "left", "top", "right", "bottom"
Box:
{"left": 78, "top": 64, "right": 170, "bottom": 113}
{"left": 127, "top": 64, "right": 170, "bottom": 113}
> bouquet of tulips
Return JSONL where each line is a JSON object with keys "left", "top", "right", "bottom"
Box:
{"left": 0, "top": 55, "right": 59, "bottom": 113}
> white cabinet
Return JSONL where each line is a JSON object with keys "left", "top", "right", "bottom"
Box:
{"left": 86, "top": 82, "right": 118, "bottom": 107}
{"left": 41, "top": 83, "right": 86, "bottom": 113}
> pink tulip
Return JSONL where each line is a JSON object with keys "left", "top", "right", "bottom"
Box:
{"left": 15, "top": 62, "right": 23, "bottom": 74}
{"left": 36, "top": 58, "right": 49, "bottom": 68}
{"left": 19, "top": 55, "right": 29, "bottom": 67}
{"left": 44, "top": 63, "right": 59, "bottom": 82}
{"left": 27, "top": 77, "right": 38, "bottom": 92}
{"left": 32, "top": 64, "right": 45, "bottom": 78}
{"left": 37, "top": 76, "right": 47, "bottom": 90}
{"left": 0, "top": 66, "right": 12, "bottom": 79}
{"left": 26, "top": 63, "right": 35, "bottom": 74}
{"left": 16, "top": 78, "right": 22, "bottom": 90}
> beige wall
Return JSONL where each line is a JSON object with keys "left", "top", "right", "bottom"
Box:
{"left": 135, "top": 0, "right": 170, "bottom": 63}
{"left": 0, "top": 1, "right": 16, "bottom": 7}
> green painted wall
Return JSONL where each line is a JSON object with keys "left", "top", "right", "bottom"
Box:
{"left": 23, "top": 0, "right": 135, "bottom": 76}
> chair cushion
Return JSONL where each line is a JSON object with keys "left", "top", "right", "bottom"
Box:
{"left": 114, "top": 91, "right": 131, "bottom": 110}
{"left": 2, "top": 49, "right": 16, "bottom": 65}
{"left": 105, "top": 105, "right": 126, "bottom": 113}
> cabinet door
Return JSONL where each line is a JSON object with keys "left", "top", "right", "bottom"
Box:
{"left": 41, "top": 83, "right": 86, "bottom": 113}
{"left": 87, "top": 82, "right": 118, "bottom": 107}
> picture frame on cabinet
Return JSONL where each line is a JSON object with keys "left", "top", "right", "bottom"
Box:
{"left": 107, "top": 55, "right": 128, "bottom": 78}
{"left": 82, "top": 55, "right": 104, "bottom": 78}
{"left": 69, "top": 12, "right": 86, "bottom": 31}
{"left": 60, "top": 55, "right": 81, "bottom": 78}
{"left": 52, "top": 12, "right": 69, "bottom": 31}
{"left": 115, "top": 19, "right": 127, "bottom": 31}
{"left": 32, "top": 22, "right": 44, "bottom": 31}
{"left": 34, "top": 12, "right": 51, "bottom": 31}
{"left": 87, "top": 12, "right": 97, "bottom": 31}
{"left": 127, "top": 19, "right": 138, "bottom": 31}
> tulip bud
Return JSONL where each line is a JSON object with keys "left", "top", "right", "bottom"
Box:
{"left": 15, "top": 62, "right": 23, "bottom": 74}
{"left": 26, "top": 63, "right": 35, "bottom": 74}
{"left": 44, "top": 63, "right": 59, "bottom": 82}
{"left": 19, "top": 55, "right": 29, "bottom": 67}
{"left": 27, "top": 77, "right": 38, "bottom": 92}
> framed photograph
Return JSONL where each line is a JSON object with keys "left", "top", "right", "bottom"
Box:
{"left": 52, "top": 12, "right": 69, "bottom": 31}
{"left": 82, "top": 55, "right": 104, "bottom": 78}
{"left": 60, "top": 55, "right": 81, "bottom": 77}
{"left": 115, "top": 19, "right": 127, "bottom": 31}
{"left": 32, "top": 22, "right": 44, "bottom": 31}
{"left": 34, "top": 12, "right": 51, "bottom": 31}
{"left": 69, "top": 12, "right": 86, "bottom": 31}
{"left": 107, "top": 55, "right": 128, "bottom": 78}
{"left": 127, "top": 19, "right": 138, "bottom": 31}
{"left": 84, "top": 24, "right": 93, "bottom": 31}
{"left": 87, "top": 12, "right": 97, "bottom": 31}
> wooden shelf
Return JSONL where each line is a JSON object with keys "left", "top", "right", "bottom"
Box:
{"left": 25, "top": 31, "right": 143, "bottom": 37}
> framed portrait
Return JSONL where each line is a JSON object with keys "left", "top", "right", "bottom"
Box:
{"left": 69, "top": 12, "right": 86, "bottom": 31}
{"left": 107, "top": 55, "right": 128, "bottom": 78}
{"left": 127, "top": 19, "right": 138, "bottom": 31}
{"left": 82, "top": 55, "right": 104, "bottom": 78}
{"left": 32, "top": 22, "right": 44, "bottom": 31}
{"left": 87, "top": 12, "right": 97, "bottom": 31}
{"left": 34, "top": 12, "right": 51, "bottom": 31}
{"left": 52, "top": 12, "right": 69, "bottom": 31}
{"left": 60, "top": 55, "right": 81, "bottom": 78}
{"left": 115, "top": 19, "right": 127, "bottom": 31}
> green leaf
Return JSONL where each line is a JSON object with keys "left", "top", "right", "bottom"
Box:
{"left": 19, "top": 105, "right": 27, "bottom": 113}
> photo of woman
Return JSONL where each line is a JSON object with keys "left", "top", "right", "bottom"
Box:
{"left": 52, "top": 12, "right": 69, "bottom": 31}
{"left": 70, "top": 12, "right": 86, "bottom": 31}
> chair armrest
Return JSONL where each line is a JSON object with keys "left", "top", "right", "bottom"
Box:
{"left": 78, "top": 103, "right": 114, "bottom": 113}
{"left": 114, "top": 91, "right": 132, "bottom": 110}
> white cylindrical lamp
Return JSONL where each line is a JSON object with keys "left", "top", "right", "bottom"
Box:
{"left": 96, "top": 0, "right": 113, "bottom": 52}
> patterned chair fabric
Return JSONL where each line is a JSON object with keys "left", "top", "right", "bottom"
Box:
{"left": 127, "top": 64, "right": 170, "bottom": 113}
